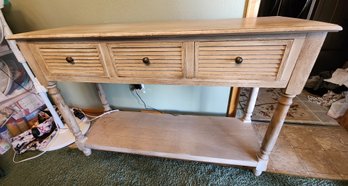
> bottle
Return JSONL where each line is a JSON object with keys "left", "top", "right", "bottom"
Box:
{"left": 16, "top": 118, "right": 29, "bottom": 133}
{"left": 5, "top": 118, "right": 21, "bottom": 137}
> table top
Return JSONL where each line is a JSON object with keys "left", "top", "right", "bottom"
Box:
{"left": 7, "top": 16, "right": 342, "bottom": 40}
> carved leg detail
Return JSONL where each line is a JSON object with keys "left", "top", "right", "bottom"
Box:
{"left": 241, "top": 87, "right": 259, "bottom": 123}
{"left": 47, "top": 82, "right": 91, "bottom": 156}
{"left": 96, "top": 83, "right": 111, "bottom": 112}
{"left": 254, "top": 92, "right": 295, "bottom": 176}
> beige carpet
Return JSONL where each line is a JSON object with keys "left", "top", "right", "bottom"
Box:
{"left": 239, "top": 88, "right": 339, "bottom": 126}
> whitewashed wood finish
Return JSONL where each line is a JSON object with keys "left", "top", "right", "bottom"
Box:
{"left": 239, "top": 36, "right": 304, "bottom": 123}
{"left": 47, "top": 82, "right": 91, "bottom": 156}
{"left": 286, "top": 32, "right": 328, "bottom": 95}
{"left": 10, "top": 17, "right": 341, "bottom": 176}
{"left": 86, "top": 111, "right": 260, "bottom": 166}
{"left": 238, "top": 36, "right": 305, "bottom": 123}
{"left": 275, "top": 36, "right": 305, "bottom": 82}
{"left": 228, "top": 0, "right": 261, "bottom": 118}
{"left": 31, "top": 43, "right": 109, "bottom": 78}
{"left": 108, "top": 42, "right": 185, "bottom": 78}
{"left": 183, "top": 42, "right": 195, "bottom": 78}
{"left": 254, "top": 93, "right": 295, "bottom": 175}
{"left": 42, "top": 75, "right": 289, "bottom": 87}
{"left": 14, "top": 34, "right": 320, "bottom": 87}
{"left": 7, "top": 17, "right": 341, "bottom": 40}
{"left": 195, "top": 39, "right": 292, "bottom": 81}
{"left": 16, "top": 42, "right": 48, "bottom": 86}
{"left": 96, "top": 83, "right": 111, "bottom": 111}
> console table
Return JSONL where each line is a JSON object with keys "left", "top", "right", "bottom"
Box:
{"left": 8, "top": 17, "right": 341, "bottom": 175}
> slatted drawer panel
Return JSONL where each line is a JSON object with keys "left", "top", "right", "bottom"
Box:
{"left": 195, "top": 40, "right": 292, "bottom": 80}
{"left": 35, "top": 43, "right": 107, "bottom": 77}
{"left": 108, "top": 42, "right": 184, "bottom": 78}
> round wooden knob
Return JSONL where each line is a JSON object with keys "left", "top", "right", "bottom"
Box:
{"left": 142, "top": 57, "right": 150, "bottom": 65}
{"left": 66, "top": 56, "right": 75, "bottom": 64}
{"left": 235, "top": 56, "right": 243, "bottom": 64}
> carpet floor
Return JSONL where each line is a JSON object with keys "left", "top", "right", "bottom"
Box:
{"left": 0, "top": 148, "right": 347, "bottom": 185}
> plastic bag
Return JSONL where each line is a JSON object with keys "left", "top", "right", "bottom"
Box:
{"left": 327, "top": 92, "right": 348, "bottom": 119}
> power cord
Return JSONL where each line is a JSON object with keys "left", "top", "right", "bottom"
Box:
{"left": 134, "top": 90, "right": 148, "bottom": 109}
{"left": 87, "top": 109, "right": 119, "bottom": 122}
{"left": 12, "top": 108, "right": 95, "bottom": 163}
{"left": 12, "top": 126, "right": 65, "bottom": 164}
{"left": 13, "top": 150, "right": 46, "bottom": 164}
{"left": 132, "top": 89, "right": 177, "bottom": 116}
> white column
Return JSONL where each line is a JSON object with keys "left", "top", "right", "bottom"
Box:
{"left": 0, "top": 11, "right": 64, "bottom": 128}
{"left": 241, "top": 87, "right": 259, "bottom": 123}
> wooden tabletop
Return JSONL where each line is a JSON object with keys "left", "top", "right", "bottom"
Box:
{"left": 7, "top": 16, "right": 342, "bottom": 40}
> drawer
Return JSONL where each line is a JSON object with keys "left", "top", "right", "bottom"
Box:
{"left": 195, "top": 40, "right": 293, "bottom": 81}
{"left": 33, "top": 43, "right": 108, "bottom": 77}
{"left": 108, "top": 42, "right": 184, "bottom": 78}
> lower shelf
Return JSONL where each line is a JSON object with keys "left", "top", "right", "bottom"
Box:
{"left": 86, "top": 111, "right": 260, "bottom": 167}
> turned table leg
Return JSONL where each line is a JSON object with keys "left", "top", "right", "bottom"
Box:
{"left": 241, "top": 87, "right": 259, "bottom": 123}
{"left": 253, "top": 92, "right": 295, "bottom": 176}
{"left": 47, "top": 81, "right": 91, "bottom": 156}
{"left": 96, "top": 83, "right": 111, "bottom": 112}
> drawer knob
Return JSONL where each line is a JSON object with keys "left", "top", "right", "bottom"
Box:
{"left": 235, "top": 56, "right": 243, "bottom": 64}
{"left": 142, "top": 57, "right": 150, "bottom": 65}
{"left": 66, "top": 56, "right": 75, "bottom": 64}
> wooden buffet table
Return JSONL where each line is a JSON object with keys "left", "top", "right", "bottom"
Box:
{"left": 8, "top": 16, "right": 341, "bottom": 175}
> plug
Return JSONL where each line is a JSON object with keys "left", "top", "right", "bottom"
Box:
{"left": 129, "top": 84, "right": 145, "bottom": 93}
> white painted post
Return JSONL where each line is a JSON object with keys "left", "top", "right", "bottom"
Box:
{"left": 241, "top": 87, "right": 259, "bottom": 123}
{"left": 0, "top": 11, "right": 64, "bottom": 128}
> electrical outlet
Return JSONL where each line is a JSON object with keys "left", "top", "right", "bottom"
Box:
{"left": 129, "top": 84, "right": 145, "bottom": 93}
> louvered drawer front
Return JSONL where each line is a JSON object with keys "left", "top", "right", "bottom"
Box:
{"left": 35, "top": 43, "right": 107, "bottom": 77}
{"left": 109, "top": 42, "right": 184, "bottom": 78}
{"left": 195, "top": 40, "right": 292, "bottom": 80}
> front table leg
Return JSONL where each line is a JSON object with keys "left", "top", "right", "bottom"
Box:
{"left": 47, "top": 81, "right": 92, "bottom": 156}
{"left": 253, "top": 92, "right": 295, "bottom": 176}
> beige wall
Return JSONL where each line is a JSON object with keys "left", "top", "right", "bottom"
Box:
{"left": 4, "top": 0, "right": 246, "bottom": 114}
{"left": 4, "top": 0, "right": 245, "bottom": 33}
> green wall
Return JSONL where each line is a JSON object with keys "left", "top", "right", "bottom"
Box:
{"left": 4, "top": 0, "right": 245, "bottom": 114}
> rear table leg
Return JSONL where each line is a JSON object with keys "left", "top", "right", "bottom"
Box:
{"left": 241, "top": 87, "right": 259, "bottom": 123}
{"left": 96, "top": 83, "right": 111, "bottom": 112}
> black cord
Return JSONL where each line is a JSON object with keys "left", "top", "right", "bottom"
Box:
{"left": 0, "top": 65, "right": 35, "bottom": 94}
{"left": 134, "top": 90, "right": 148, "bottom": 109}
{"left": 133, "top": 90, "right": 177, "bottom": 116}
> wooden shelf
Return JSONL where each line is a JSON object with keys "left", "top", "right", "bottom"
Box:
{"left": 86, "top": 111, "right": 260, "bottom": 167}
